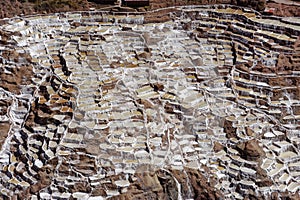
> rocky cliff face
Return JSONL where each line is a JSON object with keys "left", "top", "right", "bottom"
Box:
{"left": 266, "top": 1, "right": 300, "bottom": 17}
{"left": 149, "top": 0, "right": 266, "bottom": 11}
{"left": 0, "top": 4, "right": 300, "bottom": 200}
{"left": 3, "top": 0, "right": 297, "bottom": 19}
{"left": 1, "top": 0, "right": 300, "bottom": 19}
{"left": 0, "top": 0, "right": 90, "bottom": 19}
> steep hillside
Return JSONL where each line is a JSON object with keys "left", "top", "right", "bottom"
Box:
{"left": 0, "top": 5, "right": 299, "bottom": 199}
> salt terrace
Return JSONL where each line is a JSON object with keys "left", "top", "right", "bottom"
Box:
{"left": 0, "top": 5, "right": 300, "bottom": 199}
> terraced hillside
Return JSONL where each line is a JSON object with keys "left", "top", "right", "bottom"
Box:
{"left": 0, "top": 5, "right": 300, "bottom": 199}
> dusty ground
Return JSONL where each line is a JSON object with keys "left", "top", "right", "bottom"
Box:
{"left": 266, "top": 1, "right": 300, "bottom": 16}
{"left": 0, "top": 0, "right": 299, "bottom": 19}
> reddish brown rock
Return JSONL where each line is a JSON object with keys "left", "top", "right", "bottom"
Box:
{"left": 0, "top": 0, "right": 90, "bottom": 19}
{"left": 2, "top": 0, "right": 300, "bottom": 20}
{"left": 266, "top": 2, "right": 300, "bottom": 17}
{"left": 276, "top": 53, "right": 293, "bottom": 72}
{"left": 19, "top": 158, "right": 58, "bottom": 199}
{"left": 144, "top": 8, "right": 176, "bottom": 23}
{"left": 213, "top": 141, "right": 224, "bottom": 152}
{"left": 0, "top": 122, "right": 10, "bottom": 149}
{"left": 224, "top": 117, "right": 237, "bottom": 139}
{"left": 115, "top": 166, "right": 223, "bottom": 200}
{"left": 256, "top": 166, "right": 273, "bottom": 187}
{"left": 185, "top": 168, "right": 223, "bottom": 200}
{"left": 0, "top": 98, "right": 12, "bottom": 149}
{"left": 0, "top": 64, "right": 34, "bottom": 95}
{"left": 236, "top": 139, "right": 265, "bottom": 161}
{"left": 149, "top": 0, "right": 266, "bottom": 11}
{"left": 112, "top": 167, "right": 167, "bottom": 199}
